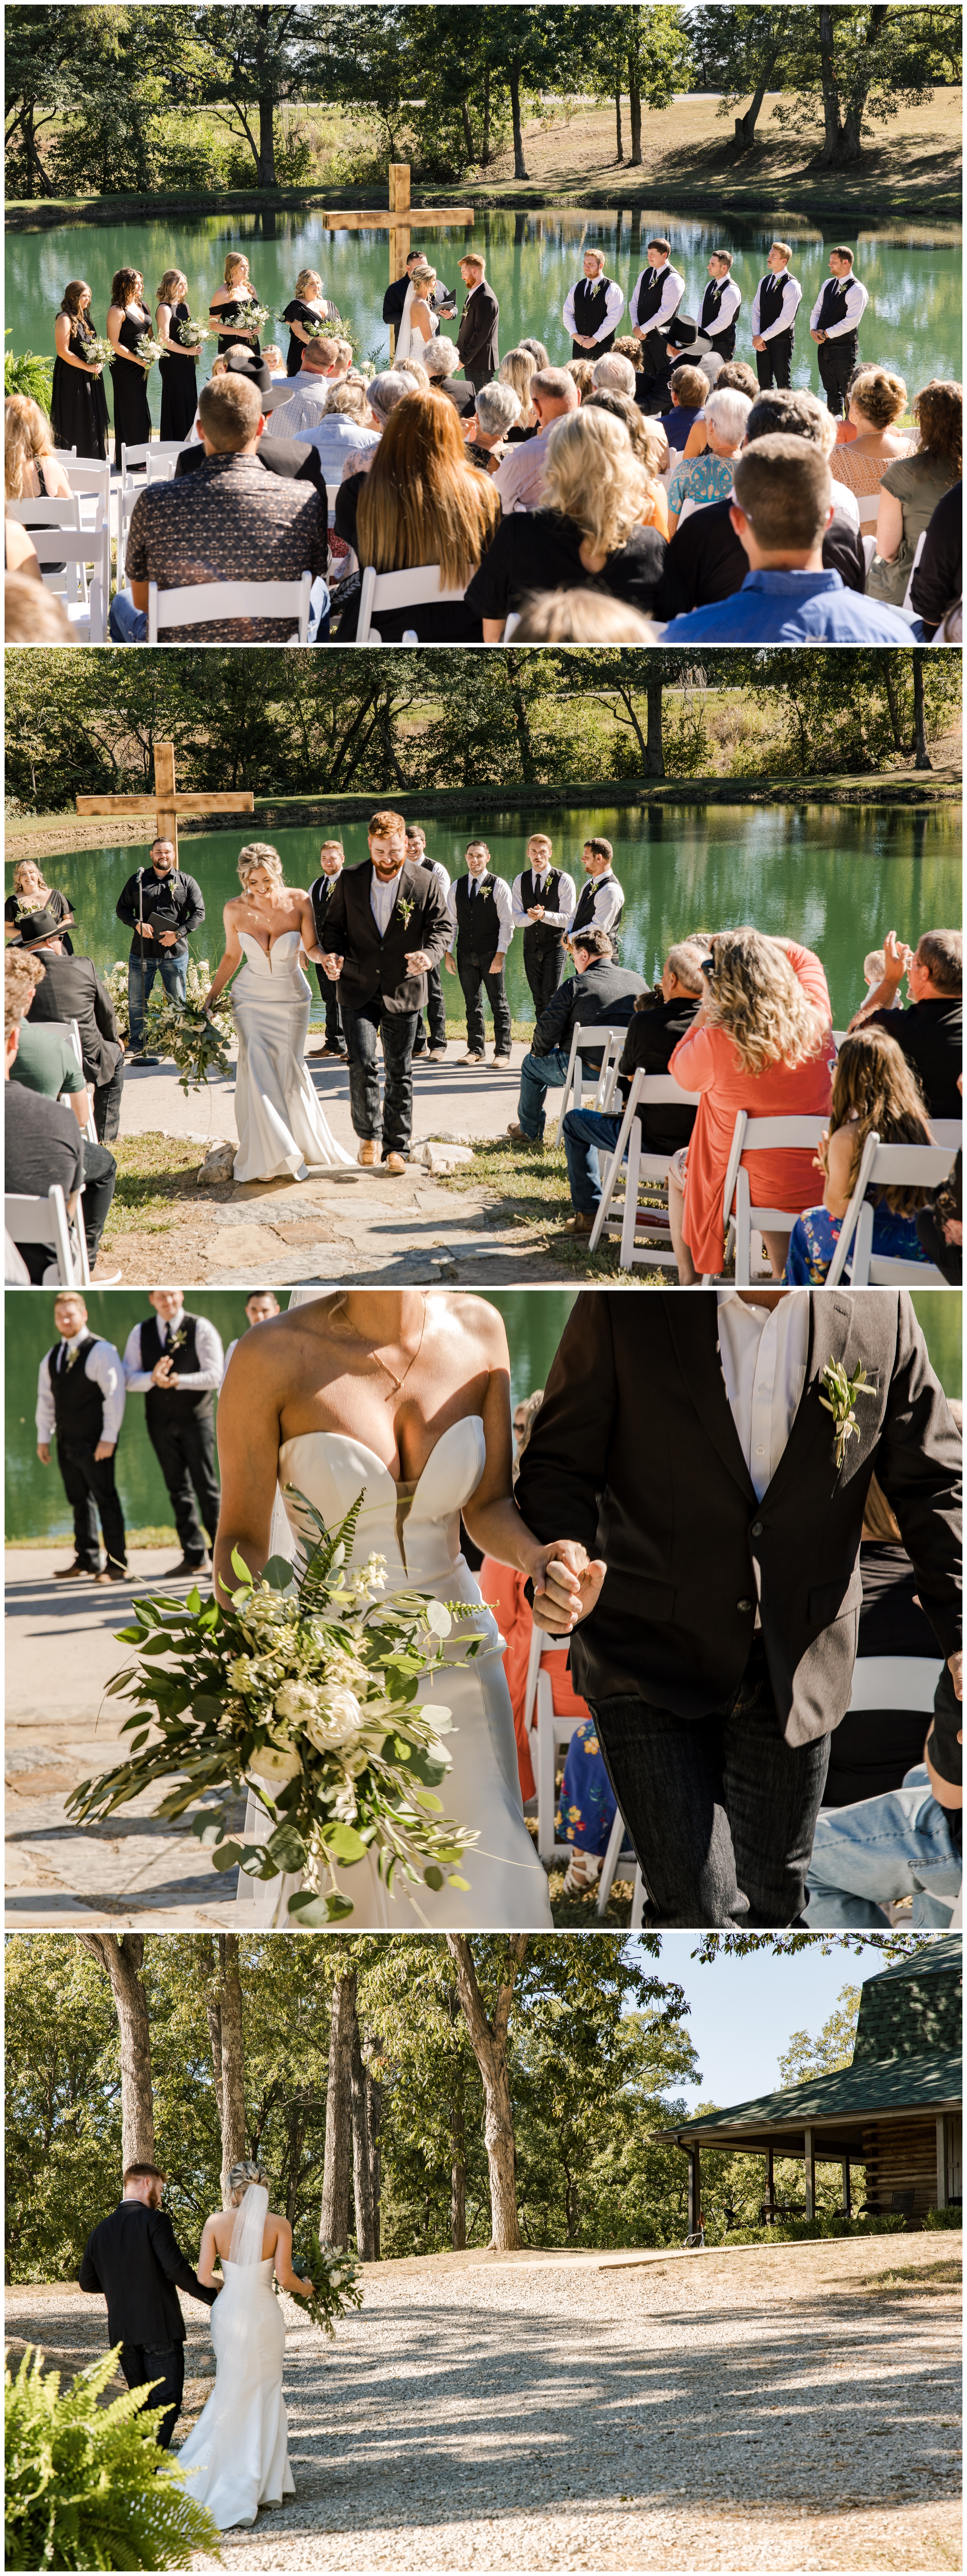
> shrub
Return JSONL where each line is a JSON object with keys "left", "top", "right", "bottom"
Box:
{"left": 5, "top": 2344, "right": 223, "bottom": 2570}
{"left": 5, "top": 337, "right": 54, "bottom": 412}
{"left": 701, "top": 2210, "right": 910, "bottom": 2248}
{"left": 922, "top": 2203, "right": 963, "bottom": 2230}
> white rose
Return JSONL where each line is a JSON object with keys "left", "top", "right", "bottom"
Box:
{"left": 274, "top": 1679, "right": 322, "bottom": 1724}
{"left": 249, "top": 1740, "right": 302, "bottom": 1786}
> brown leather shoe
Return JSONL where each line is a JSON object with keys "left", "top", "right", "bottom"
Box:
{"left": 383, "top": 1151, "right": 407, "bottom": 1175}
{"left": 492, "top": 1053, "right": 512, "bottom": 1068}
{"left": 95, "top": 1566, "right": 130, "bottom": 1584}
{"left": 54, "top": 1560, "right": 95, "bottom": 1580}
{"left": 563, "top": 1211, "right": 595, "bottom": 1237}
{"left": 507, "top": 1122, "right": 540, "bottom": 1144}
{"left": 357, "top": 1140, "right": 377, "bottom": 1167}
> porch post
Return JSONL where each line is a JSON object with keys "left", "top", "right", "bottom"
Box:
{"left": 803, "top": 2127, "right": 815, "bottom": 2222}
{"left": 766, "top": 2146, "right": 774, "bottom": 2223}
{"left": 688, "top": 2145, "right": 700, "bottom": 2235}
{"left": 841, "top": 2158, "right": 851, "bottom": 2217}
{"left": 936, "top": 2116, "right": 948, "bottom": 2209}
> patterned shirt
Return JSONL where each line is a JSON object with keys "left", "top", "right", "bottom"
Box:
{"left": 125, "top": 452, "right": 327, "bottom": 642}
{"left": 667, "top": 451, "right": 737, "bottom": 520}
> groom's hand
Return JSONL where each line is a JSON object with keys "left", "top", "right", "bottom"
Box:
{"left": 321, "top": 952, "right": 343, "bottom": 981}
{"left": 405, "top": 948, "right": 432, "bottom": 974}
{"left": 531, "top": 1539, "right": 606, "bottom": 1632}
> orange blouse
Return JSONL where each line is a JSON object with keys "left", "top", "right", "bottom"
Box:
{"left": 668, "top": 942, "right": 835, "bottom": 1276}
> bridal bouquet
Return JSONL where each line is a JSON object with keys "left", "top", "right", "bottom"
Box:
{"left": 134, "top": 334, "right": 165, "bottom": 368}
{"left": 285, "top": 2242, "right": 364, "bottom": 2339}
{"left": 226, "top": 301, "right": 271, "bottom": 335}
{"left": 67, "top": 1488, "right": 481, "bottom": 1923}
{"left": 80, "top": 334, "right": 113, "bottom": 369}
{"left": 150, "top": 994, "right": 234, "bottom": 1092}
{"left": 173, "top": 314, "right": 212, "bottom": 349}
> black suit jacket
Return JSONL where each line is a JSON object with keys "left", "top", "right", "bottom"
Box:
{"left": 175, "top": 435, "right": 323, "bottom": 492}
{"left": 457, "top": 283, "right": 500, "bottom": 381}
{"left": 516, "top": 1292, "right": 961, "bottom": 1746}
{"left": 533, "top": 962, "right": 647, "bottom": 1065}
{"left": 654, "top": 495, "right": 865, "bottom": 620}
{"left": 79, "top": 2199, "right": 218, "bottom": 2347}
{"left": 383, "top": 273, "right": 411, "bottom": 326}
{"left": 28, "top": 951, "right": 123, "bottom": 1088}
{"left": 319, "top": 859, "right": 451, "bottom": 1015}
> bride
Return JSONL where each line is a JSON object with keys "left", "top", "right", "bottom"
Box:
{"left": 216, "top": 1289, "right": 597, "bottom": 1930}
{"left": 202, "top": 843, "right": 352, "bottom": 1185}
{"left": 175, "top": 2160, "right": 312, "bottom": 2530}
{"left": 393, "top": 261, "right": 441, "bottom": 368}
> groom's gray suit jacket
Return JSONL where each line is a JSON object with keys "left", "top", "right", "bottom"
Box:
{"left": 516, "top": 1291, "right": 962, "bottom": 1747}
{"left": 79, "top": 2200, "right": 217, "bottom": 2345}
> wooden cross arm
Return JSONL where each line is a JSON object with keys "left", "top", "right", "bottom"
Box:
{"left": 317, "top": 207, "right": 474, "bottom": 229}
{"left": 75, "top": 792, "right": 255, "bottom": 816}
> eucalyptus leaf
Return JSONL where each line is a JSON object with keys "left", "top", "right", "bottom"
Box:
{"left": 210, "top": 1842, "right": 245, "bottom": 1872}
{"left": 324, "top": 1822, "right": 367, "bottom": 1864}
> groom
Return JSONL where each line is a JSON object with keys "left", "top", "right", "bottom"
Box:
{"left": 517, "top": 1288, "right": 962, "bottom": 1928}
{"left": 312, "top": 808, "right": 451, "bottom": 1171}
{"left": 79, "top": 2161, "right": 219, "bottom": 2445}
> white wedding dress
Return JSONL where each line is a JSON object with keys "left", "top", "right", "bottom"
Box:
{"left": 232, "top": 931, "right": 351, "bottom": 1184}
{"left": 234, "top": 1412, "right": 553, "bottom": 1930}
{"left": 393, "top": 282, "right": 439, "bottom": 369}
{"left": 175, "top": 2189, "right": 294, "bottom": 2531}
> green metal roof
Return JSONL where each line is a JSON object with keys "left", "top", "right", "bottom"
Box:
{"left": 657, "top": 2050, "right": 961, "bottom": 2152}
{"left": 854, "top": 1932, "right": 961, "bottom": 2065}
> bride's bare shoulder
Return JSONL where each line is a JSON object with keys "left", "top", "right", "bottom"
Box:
{"left": 444, "top": 1291, "right": 508, "bottom": 1360}
{"left": 223, "top": 1297, "right": 343, "bottom": 1386}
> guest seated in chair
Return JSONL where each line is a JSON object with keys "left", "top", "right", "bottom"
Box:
{"left": 805, "top": 1666, "right": 963, "bottom": 1926}
{"left": 334, "top": 392, "right": 497, "bottom": 642}
{"left": 783, "top": 1026, "right": 936, "bottom": 1283}
{"left": 112, "top": 373, "right": 330, "bottom": 645}
{"left": 849, "top": 927, "right": 962, "bottom": 1121}
{"left": 560, "top": 942, "right": 706, "bottom": 1238}
{"left": 5, "top": 949, "right": 119, "bottom": 1282}
{"left": 507, "top": 928, "right": 646, "bottom": 1146}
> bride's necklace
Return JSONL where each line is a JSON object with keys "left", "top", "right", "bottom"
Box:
{"left": 336, "top": 1293, "right": 428, "bottom": 1400}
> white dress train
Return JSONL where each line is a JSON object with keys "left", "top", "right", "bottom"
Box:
{"left": 231, "top": 931, "right": 351, "bottom": 1184}
{"left": 392, "top": 284, "right": 440, "bottom": 370}
{"left": 233, "top": 1412, "right": 553, "bottom": 1930}
{"left": 175, "top": 2256, "right": 294, "bottom": 2530}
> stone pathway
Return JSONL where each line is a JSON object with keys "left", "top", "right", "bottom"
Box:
{"left": 7, "top": 2236, "right": 960, "bottom": 2571}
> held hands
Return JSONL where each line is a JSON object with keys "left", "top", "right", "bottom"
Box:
{"left": 527, "top": 906, "right": 545, "bottom": 921}
{"left": 530, "top": 1538, "right": 607, "bottom": 1634}
{"left": 320, "top": 952, "right": 343, "bottom": 982}
{"left": 405, "top": 949, "right": 432, "bottom": 974}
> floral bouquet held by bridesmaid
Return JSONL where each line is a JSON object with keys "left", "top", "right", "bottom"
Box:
{"left": 68, "top": 1489, "right": 482, "bottom": 1924}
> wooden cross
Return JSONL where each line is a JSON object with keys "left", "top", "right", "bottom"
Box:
{"left": 316, "top": 163, "right": 475, "bottom": 354}
{"left": 75, "top": 741, "right": 254, "bottom": 863}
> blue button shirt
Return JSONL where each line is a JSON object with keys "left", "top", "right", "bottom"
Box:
{"left": 664, "top": 568, "right": 917, "bottom": 643}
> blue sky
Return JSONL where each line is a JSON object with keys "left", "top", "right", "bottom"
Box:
{"left": 643, "top": 1937, "right": 893, "bottom": 2109}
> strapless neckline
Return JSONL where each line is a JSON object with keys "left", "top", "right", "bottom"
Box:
{"left": 239, "top": 928, "right": 302, "bottom": 960}
{"left": 278, "top": 1416, "right": 485, "bottom": 1496}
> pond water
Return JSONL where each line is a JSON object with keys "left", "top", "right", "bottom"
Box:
{"left": 10, "top": 798, "right": 961, "bottom": 1033}
{"left": 5, "top": 1282, "right": 959, "bottom": 1541}
{"left": 7, "top": 208, "right": 961, "bottom": 430}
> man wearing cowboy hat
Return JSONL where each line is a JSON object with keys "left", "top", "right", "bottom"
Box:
{"left": 13, "top": 909, "right": 125, "bottom": 1143}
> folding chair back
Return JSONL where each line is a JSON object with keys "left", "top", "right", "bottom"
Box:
{"left": 553, "top": 1024, "right": 628, "bottom": 1147}
{"left": 825, "top": 1132, "right": 957, "bottom": 1286}
{"left": 19, "top": 532, "right": 105, "bottom": 641}
{"left": 356, "top": 562, "right": 466, "bottom": 642}
{"left": 4, "top": 1185, "right": 89, "bottom": 1285}
{"left": 588, "top": 1071, "right": 702, "bottom": 1270}
{"left": 722, "top": 1111, "right": 829, "bottom": 1286}
{"left": 147, "top": 573, "right": 312, "bottom": 644}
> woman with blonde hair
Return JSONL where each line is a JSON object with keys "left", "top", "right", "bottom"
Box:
{"left": 394, "top": 262, "right": 440, "bottom": 368}
{"left": 175, "top": 2159, "right": 312, "bottom": 2530}
{"left": 4, "top": 855, "right": 75, "bottom": 951}
{"left": 581, "top": 391, "right": 669, "bottom": 531}
{"left": 209, "top": 252, "right": 264, "bottom": 358}
{"left": 466, "top": 404, "right": 667, "bottom": 642}
{"left": 5, "top": 394, "right": 73, "bottom": 504}
{"left": 155, "top": 268, "right": 201, "bottom": 441}
{"left": 202, "top": 844, "right": 351, "bottom": 1183}
{"left": 784, "top": 1024, "right": 934, "bottom": 1282}
{"left": 499, "top": 348, "right": 540, "bottom": 441}
{"left": 51, "top": 279, "right": 108, "bottom": 459}
{"left": 868, "top": 377, "right": 962, "bottom": 606}
{"left": 280, "top": 265, "right": 329, "bottom": 375}
{"left": 106, "top": 265, "right": 153, "bottom": 469}
{"left": 667, "top": 928, "right": 834, "bottom": 1282}
{"left": 828, "top": 366, "right": 911, "bottom": 530}
{"left": 334, "top": 391, "right": 499, "bottom": 640}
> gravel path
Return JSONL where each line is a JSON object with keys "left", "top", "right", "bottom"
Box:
{"left": 11, "top": 2236, "right": 959, "bottom": 2571}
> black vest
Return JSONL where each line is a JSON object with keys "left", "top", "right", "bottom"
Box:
{"left": 140, "top": 1313, "right": 214, "bottom": 1421}
{"left": 571, "top": 876, "right": 624, "bottom": 938}
{"left": 816, "top": 276, "right": 851, "bottom": 332}
{"left": 454, "top": 872, "right": 502, "bottom": 963}
{"left": 48, "top": 1336, "right": 103, "bottom": 1447}
{"left": 700, "top": 278, "right": 737, "bottom": 357}
{"left": 520, "top": 867, "right": 567, "bottom": 955}
{"left": 634, "top": 267, "right": 680, "bottom": 334}
{"left": 572, "top": 275, "right": 616, "bottom": 353}
{"left": 309, "top": 872, "right": 343, "bottom": 941}
{"left": 758, "top": 272, "right": 792, "bottom": 335}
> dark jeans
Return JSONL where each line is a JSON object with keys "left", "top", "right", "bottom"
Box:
{"left": 412, "top": 964, "right": 447, "bottom": 1054}
{"left": 119, "top": 2342, "right": 184, "bottom": 2448}
{"left": 127, "top": 951, "right": 187, "bottom": 1054}
{"left": 523, "top": 933, "right": 566, "bottom": 1019}
{"left": 146, "top": 1408, "right": 220, "bottom": 1560}
{"left": 817, "top": 333, "right": 859, "bottom": 419}
{"left": 457, "top": 952, "right": 511, "bottom": 1055}
{"left": 57, "top": 1437, "right": 127, "bottom": 1571}
{"left": 562, "top": 1106, "right": 623, "bottom": 1211}
{"left": 589, "top": 1637, "right": 831, "bottom": 1926}
{"left": 314, "top": 964, "right": 345, "bottom": 1052}
{"left": 93, "top": 1058, "right": 125, "bottom": 1146}
{"left": 340, "top": 999, "right": 419, "bottom": 1158}
{"left": 755, "top": 331, "right": 794, "bottom": 390}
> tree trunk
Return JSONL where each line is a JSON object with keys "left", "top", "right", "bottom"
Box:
{"left": 351, "top": 2019, "right": 376, "bottom": 2259}
{"left": 912, "top": 656, "right": 932, "bottom": 770}
{"left": 733, "top": 52, "right": 780, "bottom": 152}
{"left": 259, "top": 90, "right": 276, "bottom": 188}
{"left": 78, "top": 1935, "right": 155, "bottom": 2170}
{"left": 446, "top": 1936, "right": 528, "bottom": 2251}
{"left": 450, "top": 2099, "right": 467, "bottom": 2250}
{"left": 482, "top": 66, "right": 491, "bottom": 166}
{"left": 509, "top": 60, "right": 529, "bottom": 180}
{"left": 627, "top": 53, "right": 642, "bottom": 165}
{"left": 883, "top": 661, "right": 909, "bottom": 755}
{"left": 461, "top": 101, "right": 476, "bottom": 163}
{"left": 813, "top": 5, "right": 844, "bottom": 164}
{"left": 614, "top": 87, "right": 623, "bottom": 162}
{"left": 202, "top": 1935, "right": 247, "bottom": 2204}
{"left": 507, "top": 655, "right": 538, "bottom": 783}
{"left": 646, "top": 678, "right": 665, "bottom": 777}
{"left": 366, "top": 2036, "right": 384, "bottom": 2262}
{"left": 320, "top": 1972, "right": 356, "bottom": 2248}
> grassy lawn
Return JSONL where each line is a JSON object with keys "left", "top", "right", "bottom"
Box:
{"left": 101, "top": 1133, "right": 204, "bottom": 1248}
{"left": 437, "top": 1132, "right": 669, "bottom": 1282}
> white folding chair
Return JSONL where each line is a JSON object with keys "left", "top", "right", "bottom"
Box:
{"left": 356, "top": 562, "right": 467, "bottom": 642}
{"left": 846, "top": 1654, "right": 943, "bottom": 1716}
{"left": 4, "top": 1185, "right": 90, "bottom": 1286}
{"left": 902, "top": 529, "right": 927, "bottom": 613}
{"left": 19, "top": 531, "right": 105, "bottom": 642}
{"left": 6, "top": 494, "right": 83, "bottom": 602}
{"left": 553, "top": 1024, "right": 627, "bottom": 1148}
{"left": 60, "top": 458, "right": 112, "bottom": 603}
{"left": 588, "top": 1070, "right": 703, "bottom": 1270}
{"left": 40, "top": 1017, "right": 98, "bottom": 1143}
{"left": 717, "top": 1111, "right": 830, "bottom": 1285}
{"left": 117, "top": 441, "right": 154, "bottom": 587}
{"left": 145, "top": 449, "right": 179, "bottom": 482}
{"left": 146, "top": 572, "right": 312, "bottom": 644}
{"left": 824, "top": 1132, "right": 957, "bottom": 1286}
{"left": 596, "top": 1808, "right": 645, "bottom": 1924}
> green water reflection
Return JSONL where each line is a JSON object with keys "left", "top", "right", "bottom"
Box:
{"left": 11, "top": 800, "right": 961, "bottom": 1033}
{"left": 5, "top": 1285, "right": 959, "bottom": 1542}
{"left": 7, "top": 209, "right": 961, "bottom": 432}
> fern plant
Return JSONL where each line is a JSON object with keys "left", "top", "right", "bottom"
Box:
{"left": 5, "top": 334, "right": 54, "bottom": 411}
{"left": 5, "top": 2344, "right": 223, "bottom": 2571}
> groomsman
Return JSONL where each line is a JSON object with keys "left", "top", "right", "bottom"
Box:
{"left": 564, "top": 247, "right": 625, "bottom": 358}
{"left": 628, "top": 237, "right": 685, "bottom": 405}
{"left": 511, "top": 835, "right": 577, "bottom": 1018}
{"left": 568, "top": 840, "right": 625, "bottom": 949}
{"left": 36, "top": 1291, "right": 127, "bottom": 1583}
{"left": 224, "top": 1291, "right": 281, "bottom": 1372}
{"left": 122, "top": 1290, "right": 224, "bottom": 1578}
{"left": 697, "top": 251, "right": 742, "bottom": 361}
{"left": 444, "top": 839, "right": 514, "bottom": 1068}
{"left": 307, "top": 841, "right": 347, "bottom": 1060}
{"left": 406, "top": 824, "right": 450, "bottom": 1063}
{"left": 809, "top": 247, "right": 869, "bottom": 417}
{"left": 750, "top": 243, "right": 803, "bottom": 390}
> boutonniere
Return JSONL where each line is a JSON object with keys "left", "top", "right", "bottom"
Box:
{"left": 395, "top": 890, "right": 416, "bottom": 932}
{"left": 819, "top": 1359, "right": 874, "bottom": 1473}
{"left": 167, "top": 1326, "right": 188, "bottom": 1355}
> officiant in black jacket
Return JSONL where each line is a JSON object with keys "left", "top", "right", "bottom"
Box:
{"left": 517, "top": 1289, "right": 962, "bottom": 1929}
{"left": 13, "top": 911, "right": 125, "bottom": 1142}
{"left": 79, "top": 2162, "right": 219, "bottom": 2445}
{"left": 311, "top": 809, "right": 451, "bottom": 1170}
{"left": 457, "top": 254, "right": 500, "bottom": 392}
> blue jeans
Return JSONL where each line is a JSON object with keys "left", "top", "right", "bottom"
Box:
{"left": 517, "top": 1045, "right": 574, "bottom": 1140}
{"left": 128, "top": 951, "right": 187, "bottom": 1052}
{"left": 563, "top": 1107, "right": 624, "bottom": 1211}
{"left": 804, "top": 1766, "right": 961, "bottom": 1927}
{"left": 109, "top": 591, "right": 148, "bottom": 642}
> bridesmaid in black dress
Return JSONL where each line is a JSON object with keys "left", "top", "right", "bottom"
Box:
{"left": 156, "top": 266, "right": 201, "bottom": 441}
{"left": 280, "top": 265, "right": 329, "bottom": 374}
{"left": 51, "top": 279, "right": 110, "bottom": 460}
{"left": 209, "top": 251, "right": 263, "bottom": 359}
{"left": 4, "top": 862, "right": 75, "bottom": 955}
{"left": 107, "top": 265, "right": 153, "bottom": 470}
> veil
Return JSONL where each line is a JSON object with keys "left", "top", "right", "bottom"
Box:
{"left": 229, "top": 2181, "right": 269, "bottom": 2269}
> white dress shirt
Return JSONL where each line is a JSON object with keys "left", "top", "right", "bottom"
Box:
{"left": 492, "top": 426, "right": 556, "bottom": 515}
{"left": 511, "top": 865, "right": 577, "bottom": 931}
{"left": 716, "top": 1289, "right": 811, "bottom": 1626}
{"left": 563, "top": 278, "right": 626, "bottom": 344}
{"left": 370, "top": 867, "right": 405, "bottom": 936}
{"left": 428, "top": 858, "right": 451, "bottom": 896}
{"left": 445, "top": 871, "right": 514, "bottom": 956}
{"left": 261, "top": 375, "right": 332, "bottom": 430}
{"left": 37, "top": 1333, "right": 126, "bottom": 1446}
{"left": 751, "top": 271, "right": 803, "bottom": 340}
{"left": 702, "top": 278, "right": 742, "bottom": 338}
{"left": 809, "top": 276, "right": 869, "bottom": 338}
{"left": 568, "top": 872, "right": 625, "bottom": 936}
{"left": 123, "top": 1309, "right": 225, "bottom": 1392}
{"left": 629, "top": 264, "right": 685, "bottom": 333}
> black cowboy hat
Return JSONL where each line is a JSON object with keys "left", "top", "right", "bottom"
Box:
{"left": 11, "top": 908, "right": 68, "bottom": 949}
{"left": 222, "top": 348, "right": 273, "bottom": 397}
